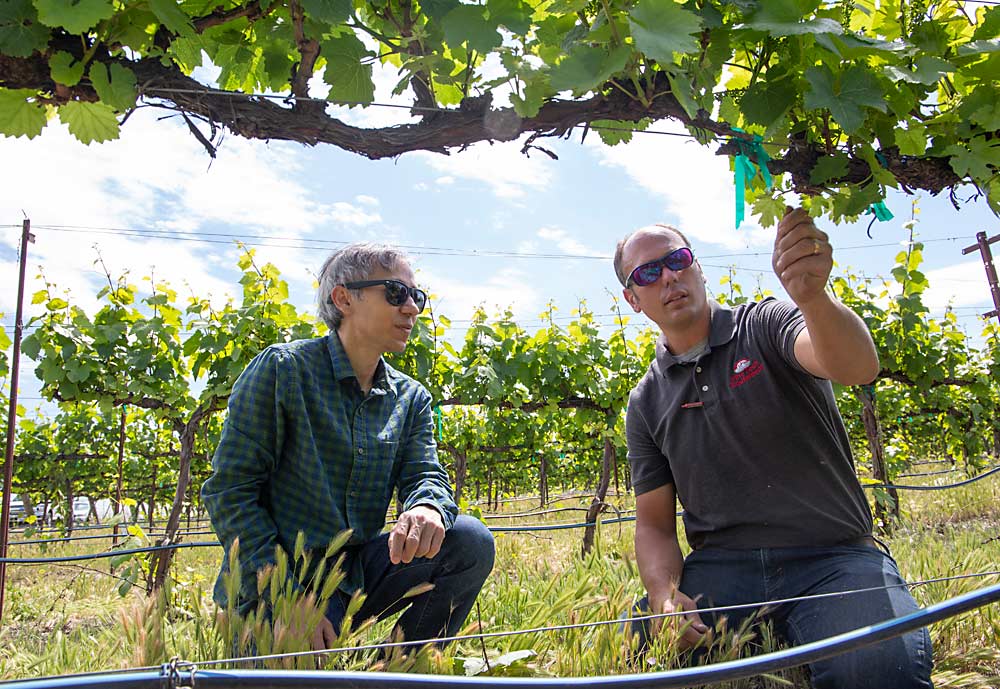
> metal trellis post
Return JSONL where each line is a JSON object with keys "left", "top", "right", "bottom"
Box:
{"left": 961, "top": 231, "right": 1000, "bottom": 326}
{"left": 1, "top": 219, "right": 35, "bottom": 623}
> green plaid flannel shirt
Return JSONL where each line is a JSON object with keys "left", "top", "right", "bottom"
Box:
{"left": 202, "top": 332, "right": 457, "bottom": 611}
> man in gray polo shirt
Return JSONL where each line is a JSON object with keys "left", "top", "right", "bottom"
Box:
{"left": 616, "top": 207, "right": 931, "bottom": 689}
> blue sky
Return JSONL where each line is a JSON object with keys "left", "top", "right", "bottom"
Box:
{"left": 2, "top": 61, "right": 999, "bottom": 413}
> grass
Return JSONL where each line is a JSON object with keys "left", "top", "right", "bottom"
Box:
{"left": 0, "top": 468, "right": 998, "bottom": 687}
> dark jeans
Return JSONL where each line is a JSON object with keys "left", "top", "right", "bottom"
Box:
{"left": 326, "top": 515, "right": 495, "bottom": 651}
{"left": 630, "top": 544, "right": 933, "bottom": 689}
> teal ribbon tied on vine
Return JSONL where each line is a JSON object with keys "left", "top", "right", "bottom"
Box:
{"left": 434, "top": 405, "right": 443, "bottom": 440}
{"left": 865, "top": 200, "right": 894, "bottom": 238}
{"left": 731, "top": 128, "right": 773, "bottom": 229}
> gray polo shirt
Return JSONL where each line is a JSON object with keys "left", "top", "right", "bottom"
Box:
{"left": 626, "top": 298, "right": 872, "bottom": 550}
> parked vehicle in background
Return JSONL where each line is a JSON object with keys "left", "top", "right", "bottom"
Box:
{"left": 5, "top": 495, "right": 29, "bottom": 526}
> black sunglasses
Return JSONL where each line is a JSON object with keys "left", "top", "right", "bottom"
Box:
{"left": 627, "top": 247, "right": 695, "bottom": 287}
{"left": 342, "top": 279, "right": 428, "bottom": 313}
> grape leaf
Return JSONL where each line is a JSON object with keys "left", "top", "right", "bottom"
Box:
{"left": 58, "top": 100, "right": 119, "bottom": 143}
{"left": 946, "top": 138, "right": 1000, "bottom": 181}
{"left": 49, "top": 51, "right": 84, "bottom": 86}
{"left": 549, "top": 44, "right": 629, "bottom": 94}
{"left": 628, "top": 0, "right": 702, "bottom": 63}
{"left": 148, "top": 0, "right": 193, "bottom": 35}
{"left": 739, "top": 78, "right": 797, "bottom": 127}
{"left": 34, "top": 0, "right": 113, "bottom": 34}
{"left": 0, "top": 0, "right": 50, "bottom": 58}
{"left": 89, "top": 62, "right": 136, "bottom": 112}
{"left": 321, "top": 34, "right": 375, "bottom": 105}
{"left": 809, "top": 152, "right": 850, "bottom": 185}
{"left": 0, "top": 88, "right": 47, "bottom": 139}
{"left": 300, "top": 0, "right": 351, "bottom": 24}
{"left": 442, "top": 5, "right": 501, "bottom": 54}
{"left": 804, "top": 65, "right": 886, "bottom": 134}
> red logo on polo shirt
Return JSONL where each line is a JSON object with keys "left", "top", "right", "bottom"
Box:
{"left": 730, "top": 357, "right": 763, "bottom": 388}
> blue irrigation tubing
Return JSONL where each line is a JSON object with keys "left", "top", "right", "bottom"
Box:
{"left": 4, "top": 582, "right": 1000, "bottom": 689}
{"left": 863, "top": 463, "right": 1000, "bottom": 491}
{"left": 7, "top": 530, "right": 218, "bottom": 547}
{"left": 0, "top": 541, "right": 220, "bottom": 564}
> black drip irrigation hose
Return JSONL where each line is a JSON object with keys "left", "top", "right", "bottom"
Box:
{"left": 3, "top": 582, "right": 999, "bottom": 689}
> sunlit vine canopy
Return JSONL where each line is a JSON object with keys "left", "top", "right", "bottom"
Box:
{"left": 0, "top": 0, "right": 998, "bottom": 219}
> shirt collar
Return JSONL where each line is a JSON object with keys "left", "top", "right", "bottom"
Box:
{"left": 326, "top": 331, "right": 393, "bottom": 393}
{"left": 654, "top": 300, "right": 737, "bottom": 373}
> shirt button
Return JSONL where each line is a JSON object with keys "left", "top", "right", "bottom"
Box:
{"left": 696, "top": 366, "right": 702, "bottom": 373}
{"left": 357, "top": 447, "right": 364, "bottom": 455}
{"left": 701, "top": 385, "right": 709, "bottom": 391}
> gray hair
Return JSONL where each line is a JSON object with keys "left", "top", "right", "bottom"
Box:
{"left": 613, "top": 223, "right": 692, "bottom": 287}
{"left": 317, "top": 243, "right": 410, "bottom": 329}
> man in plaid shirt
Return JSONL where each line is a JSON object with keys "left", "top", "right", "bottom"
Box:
{"left": 203, "top": 243, "right": 495, "bottom": 654}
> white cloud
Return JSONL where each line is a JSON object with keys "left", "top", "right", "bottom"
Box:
{"left": 921, "top": 260, "right": 995, "bottom": 312}
{"left": 436, "top": 176, "right": 455, "bottom": 186}
{"left": 330, "top": 201, "right": 381, "bottom": 226}
{"left": 355, "top": 194, "right": 380, "bottom": 207}
{"left": 536, "top": 227, "right": 606, "bottom": 257}
{"left": 418, "top": 265, "right": 542, "bottom": 324}
{"left": 587, "top": 123, "right": 775, "bottom": 250}
{"left": 414, "top": 139, "right": 555, "bottom": 199}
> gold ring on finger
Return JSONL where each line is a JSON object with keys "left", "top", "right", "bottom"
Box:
{"left": 813, "top": 239, "right": 820, "bottom": 255}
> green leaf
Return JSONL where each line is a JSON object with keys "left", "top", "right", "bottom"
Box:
{"left": 946, "top": 138, "right": 1000, "bottom": 181}
{"left": 510, "top": 72, "right": 548, "bottom": 118}
{"left": 739, "top": 77, "right": 797, "bottom": 127}
{"left": 0, "top": 88, "right": 47, "bottom": 139}
{"left": 147, "top": 0, "right": 193, "bottom": 35}
{"left": 894, "top": 125, "right": 927, "bottom": 156}
{"left": 20, "top": 333, "right": 40, "bottom": 359}
{"left": 487, "top": 0, "right": 532, "bottom": 35}
{"left": 666, "top": 71, "right": 698, "bottom": 119}
{"left": 49, "top": 51, "right": 85, "bottom": 86}
{"left": 803, "top": 65, "right": 886, "bottom": 135}
{"left": 88, "top": 62, "right": 136, "bottom": 112}
{"left": 33, "top": 0, "right": 112, "bottom": 33}
{"left": 745, "top": 17, "right": 843, "bottom": 37}
{"left": 420, "top": 0, "right": 460, "bottom": 22}
{"left": 441, "top": 5, "right": 501, "bottom": 54}
{"left": 809, "top": 152, "right": 850, "bottom": 185}
{"left": 883, "top": 56, "right": 954, "bottom": 85}
{"left": 58, "top": 101, "right": 119, "bottom": 143}
{"left": 549, "top": 44, "right": 629, "bottom": 94}
{"left": 300, "top": 0, "right": 351, "bottom": 24}
{"left": 628, "top": 0, "right": 702, "bottom": 63}
{"left": 321, "top": 34, "right": 375, "bottom": 105}
{"left": 0, "top": 0, "right": 50, "bottom": 58}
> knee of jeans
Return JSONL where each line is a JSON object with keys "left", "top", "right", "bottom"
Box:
{"left": 810, "top": 630, "right": 933, "bottom": 689}
{"left": 446, "top": 516, "right": 496, "bottom": 573}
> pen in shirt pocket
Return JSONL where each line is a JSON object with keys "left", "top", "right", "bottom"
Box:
{"left": 681, "top": 401, "right": 704, "bottom": 409}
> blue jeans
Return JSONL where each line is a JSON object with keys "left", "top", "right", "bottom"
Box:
{"left": 326, "top": 515, "right": 495, "bottom": 651}
{"left": 631, "top": 544, "right": 933, "bottom": 689}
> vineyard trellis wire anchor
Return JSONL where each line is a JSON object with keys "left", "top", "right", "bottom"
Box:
{"left": 730, "top": 128, "right": 773, "bottom": 229}
{"left": 961, "top": 231, "right": 1000, "bottom": 326}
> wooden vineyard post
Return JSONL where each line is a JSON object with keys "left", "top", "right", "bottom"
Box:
{"left": 854, "top": 385, "right": 899, "bottom": 530}
{"left": 581, "top": 437, "right": 614, "bottom": 557}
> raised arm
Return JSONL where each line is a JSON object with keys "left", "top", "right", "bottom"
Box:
{"left": 771, "top": 207, "right": 879, "bottom": 385}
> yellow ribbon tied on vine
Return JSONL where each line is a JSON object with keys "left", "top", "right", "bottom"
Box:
{"left": 731, "top": 128, "right": 773, "bottom": 229}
